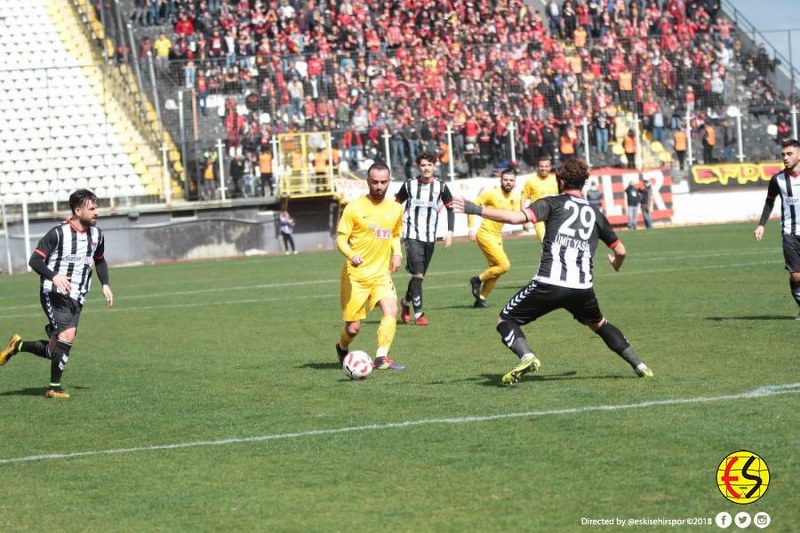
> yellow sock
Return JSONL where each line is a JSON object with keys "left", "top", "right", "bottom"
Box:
{"left": 339, "top": 326, "right": 355, "bottom": 350}
{"left": 481, "top": 277, "right": 497, "bottom": 299}
{"left": 376, "top": 315, "right": 396, "bottom": 355}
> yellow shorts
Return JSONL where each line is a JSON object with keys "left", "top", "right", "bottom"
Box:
{"left": 477, "top": 233, "right": 509, "bottom": 267}
{"left": 340, "top": 271, "right": 397, "bottom": 322}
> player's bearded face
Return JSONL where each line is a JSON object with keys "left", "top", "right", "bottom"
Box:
{"left": 500, "top": 174, "right": 516, "bottom": 193}
{"left": 74, "top": 201, "right": 99, "bottom": 227}
{"left": 367, "top": 169, "right": 391, "bottom": 200}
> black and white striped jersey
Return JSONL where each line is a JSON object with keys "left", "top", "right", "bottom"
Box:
{"left": 395, "top": 177, "right": 454, "bottom": 243}
{"left": 527, "top": 193, "right": 620, "bottom": 289}
{"left": 760, "top": 170, "right": 800, "bottom": 236}
{"left": 33, "top": 219, "right": 106, "bottom": 304}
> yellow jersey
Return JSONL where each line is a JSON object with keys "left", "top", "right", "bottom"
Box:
{"left": 468, "top": 187, "right": 521, "bottom": 238}
{"left": 336, "top": 195, "right": 403, "bottom": 282}
{"left": 521, "top": 173, "right": 558, "bottom": 206}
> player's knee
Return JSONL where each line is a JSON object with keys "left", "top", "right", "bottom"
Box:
{"left": 346, "top": 322, "right": 361, "bottom": 336}
{"left": 587, "top": 317, "right": 606, "bottom": 332}
{"left": 497, "top": 260, "right": 511, "bottom": 274}
{"left": 791, "top": 272, "right": 800, "bottom": 283}
{"left": 56, "top": 329, "right": 77, "bottom": 344}
{"left": 381, "top": 301, "right": 398, "bottom": 318}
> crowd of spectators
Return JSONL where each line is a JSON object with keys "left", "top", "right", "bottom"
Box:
{"left": 130, "top": 0, "right": 794, "bottom": 181}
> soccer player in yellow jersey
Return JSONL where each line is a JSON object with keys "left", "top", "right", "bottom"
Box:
{"left": 468, "top": 167, "right": 520, "bottom": 308}
{"left": 521, "top": 157, "right": 558, "bottom": 241}
{"left": 335, "top": 163, "right": 406, "bottom": 370}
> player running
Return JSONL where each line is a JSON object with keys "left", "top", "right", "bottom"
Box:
{"left": 754, "top": 138, "right": 800, "bottom": 319}
{"left": 395, "top": 152, "right": 455, "bottom": 325}
{"left": 0, "top": 189, "right": 114, "bottom": 398}
{"left": 467, "top": 167, "right": 521, "bottom": 308}
{"left": 335, "top": 163, "right": 406, "bottom": 370}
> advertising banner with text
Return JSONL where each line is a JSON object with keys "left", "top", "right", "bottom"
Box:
{"left": 689, "top": 162, "right": 781, "bottom": 191}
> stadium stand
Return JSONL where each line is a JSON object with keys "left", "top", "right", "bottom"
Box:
{"left": 2, "top": 0, "right": 797, "bottom": 205}
{"left": 0, "top": 0, "right": 179, "bottom": 206}
{"left": 117, "top": 0, "right": 795, "bottom": 193}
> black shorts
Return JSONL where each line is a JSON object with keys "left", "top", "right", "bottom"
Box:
{"left": 499, "top": 280, "right": 603, "bottom": 326}
{"left": 40, "top": 291, "right": 83, "bottom": 337}
{"left": 782, "top": 234, "right": 800, "bottom": 273}
{"left": 404, "top": 239, "right": 436, "bottom": 275}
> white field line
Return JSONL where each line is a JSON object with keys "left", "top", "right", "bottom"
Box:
{"left": 1, "top": 383, "right": 798, "bottom": 466}
{"left": 0, "top": 259, "right": 779, "bottom": 318}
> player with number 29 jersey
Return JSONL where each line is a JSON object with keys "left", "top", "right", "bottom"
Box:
{"left": 529, "top": 193, "right": 619, "bottom": 289}
{"left": 452, "top": 158, "right": 653, "bottom": 385}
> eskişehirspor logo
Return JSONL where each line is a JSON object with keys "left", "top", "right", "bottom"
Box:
{"left": 716, "top": 450, "right": 770, "bottom": 504}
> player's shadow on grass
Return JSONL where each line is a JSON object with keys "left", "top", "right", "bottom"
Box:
{"left": 470, "top": 371, "right": 632, "bottom": 387}
{"left": 706, "top": 315, "right": 797, "bottom": 321}
{"left": 0, "top": 387, "right": 52, "bottom": 397}
{"left": 299, "top": 362, "right": 341, "bottom": 370}
{"left": 0, "top": 385, "right": 91, "bottom": 397}
{"left": 435, "top": 304, "right": 499, "bottom": 311}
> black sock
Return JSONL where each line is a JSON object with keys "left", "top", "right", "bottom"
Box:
{"left": 790, "top": 280, "right": 800, "bottom": 307}
{"left": 496, "top": 321, "right": 534, "bottom": 359}
{"left": 49, "top": 341, "right": 72, "bottom": 385}
{"left": 20, "top": 340, "right": 49, "bottom": 359}
{"left": 595, "top": 321, "right": 643, "bottom": 368}
{"left": 409, "top": 277, "right": 423, "bottom": 313}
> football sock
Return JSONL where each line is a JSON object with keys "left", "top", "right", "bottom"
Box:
{"left": 20, "top": 339, "right": 49, "bottom": 359}
{"left": 338, "top": 327, "right": 356, "bottom": 351}
{"left": 496, "top": 321, "right": 535, "bottom": 359}
{"left": 409, "top": 276, "right": 423, "bottom": 313}
{"left": 790, "top": 280, "right": 800, "bottom": 307}
{"left": 595, "top": 321, "right": 643, "bottom": 368}
{"left": 49, "top": 340, "right": 72, "bottom": 385}
{"left": 376, "top": 315, "right": 396, "bottom": 354}
{"left": 618, "top": 347, "right": 644, "bottom": 369}
{"left": 481, "top": 277, "right": 497, "bottom": 300}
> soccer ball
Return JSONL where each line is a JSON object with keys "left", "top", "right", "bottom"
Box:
{"left": 343, "top": 350, "right": 374, "bottom": 380}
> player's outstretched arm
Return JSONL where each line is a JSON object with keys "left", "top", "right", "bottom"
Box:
{"left": 453, "top": 197, "right": 529, "bottom": 225}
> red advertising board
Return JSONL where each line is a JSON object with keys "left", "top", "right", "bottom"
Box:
{"left": 590, "top": 167, "right": 674, "bottom": 226}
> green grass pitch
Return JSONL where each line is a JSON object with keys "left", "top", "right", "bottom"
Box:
{"left": 0, "top": 222, "right": 798, "bottom": 531}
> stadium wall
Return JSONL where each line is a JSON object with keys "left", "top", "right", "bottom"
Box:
{"left": 0, "top": 198, "right": 338, "bottom": 273}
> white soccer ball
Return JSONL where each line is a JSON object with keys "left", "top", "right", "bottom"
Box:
{"left": 343, "top": 350, "right": 374, "bottom": 380}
